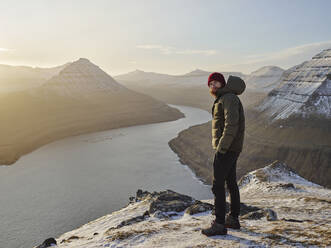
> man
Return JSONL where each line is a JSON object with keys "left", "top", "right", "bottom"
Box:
{"left": 202, "top": 72, "right": 246, "bottom": 236}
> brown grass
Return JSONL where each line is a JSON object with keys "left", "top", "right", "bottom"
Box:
{"left": 258, "top": 222, "right": 331, "bottom": 247}
{"left": 107, "top": 228, "right": 157, "bottom": 241}
{"left": 161, "top": 223, "right": 182, "bottom": 231}
{"left": 299, "top": 196, "right": 331, "bottom": 204}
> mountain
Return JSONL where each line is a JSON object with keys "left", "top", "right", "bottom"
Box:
{"left": 245, "top": 66, "right": 284, "bottom": 93}
{"left": 115, "top": 69, "right": 246, "bottom": 111}
{"left": 0, "top": 58, "right": 184, "bottom": 165}
{"left": 115, "top": 69, "right": 246, "bottom": 88}
{"left": 39, "top": 58, "right": 125, "bottom": 97}
{"left": 168, "top": 48, "right": 331, "bottom": 189}
{"left": 113, "top": 69, "right": 174, "bottom": 87}
{"left": 34, "top": 161, "right": 331, "bottom": 248}
{"left": 241, "top": 48, "right": 331, "bottom": 187}
{"left": 0, "top": 63, "right": 69, "bottom": 93}
{"left": 114, "top": 69, "right": 213, "bottom": 110}
{"left": 115, "top": 66, "right": 282, "bottom": 112}
{"left": 257, "top": 49, "right": 331, "bottom": 120}
{"left": 183, "top": 68, "right": 210, "bottom": 76}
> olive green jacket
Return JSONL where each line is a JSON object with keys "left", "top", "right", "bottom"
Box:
{"left": 212, "top": 75, "right": 246, "bottom": 153}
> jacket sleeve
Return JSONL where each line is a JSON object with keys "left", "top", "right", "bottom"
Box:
{"left": 217, "top": 95, "right": 239, "bottom": 152}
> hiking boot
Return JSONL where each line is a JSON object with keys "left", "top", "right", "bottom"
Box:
{"left": 201, "top": 220, "right": 227, "bottom": 236}
{"left": 224, "top": 214, "right": 240, "bottom": 229}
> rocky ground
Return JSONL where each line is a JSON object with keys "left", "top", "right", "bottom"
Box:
{"left": 35, "top": 161, "right": 331, "bottom": 248}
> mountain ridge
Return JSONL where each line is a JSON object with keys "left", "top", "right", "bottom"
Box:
{"left": 0, "top": 62, "right": 69, "bottom": 93}
{"left": 257, "top": 48, "right": 331, "bottom": 120}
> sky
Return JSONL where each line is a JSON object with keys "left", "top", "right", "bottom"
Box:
{"left": 0, "top": 0, "right": 331, "bottom": 75}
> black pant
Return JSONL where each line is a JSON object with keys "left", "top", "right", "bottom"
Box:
{"left": 212, "top": 150, "right": 240, "bottom": 224}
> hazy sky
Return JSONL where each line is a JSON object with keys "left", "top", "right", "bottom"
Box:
{"left": 1, "top": 0, "right": 331, "bottom": 75}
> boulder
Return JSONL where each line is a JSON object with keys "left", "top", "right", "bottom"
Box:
{"left": 36, "top": 238, "right": 57, "bottom": 248}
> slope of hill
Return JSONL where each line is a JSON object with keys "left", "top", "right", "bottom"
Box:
{"left": 245, "top": 66, "right": 284, "bottom": 93}
{"left": 113, "top": 69, "right": 174, "bottom": 87}
{"left": 115, "top": 66, "right": 286, "bottom": 112}
{"left": 241, "top": 48, "right": 331, "bottom": 186}
{"left": 169, "top": 48, "right": 331, "bottom": 188}
{"left": 115, "top": 69, "right": 246, "bottom": 88}
{"left": 115, "top": 69, "right": 248, "bottom": 111}
{"left": 0, "top": 58, "right": 183, "bottom": 165}
{"left": 38, "top": 58, "right": 125, "bottom": 97}
{"left": 0, "top": 63, "right": 69, "bottom": 93}
{"left": 258, "top": 49, "right": 331, "bottom": 120}
{"left": 34, "top": 161, "right": 331, "bottom": 248}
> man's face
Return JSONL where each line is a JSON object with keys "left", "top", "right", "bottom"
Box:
{"left": 209, "top": 80, "right": 222, "bottom": 97}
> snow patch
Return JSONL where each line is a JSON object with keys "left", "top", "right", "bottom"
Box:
{"left": 257, "top": 48, "right": 331, "bottom": 120}
{"left": 238, "top": 161, "right": 321, "bottom": 193}
{"left": 34, "top": 162, "right": 331, "bottom": 248}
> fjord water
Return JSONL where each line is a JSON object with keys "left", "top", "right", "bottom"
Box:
{"left": 0, "top": 105, "right": 213, "bottom": 248}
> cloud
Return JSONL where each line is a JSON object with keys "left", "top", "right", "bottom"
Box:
{"left": 243, "top": 40, "right": 331, "bottom": 64}
{"left": 136, "top": 44, "right": 217, "bottom": 56}
{"left": 216, "top": 40, "right": 331, "bottom": 73}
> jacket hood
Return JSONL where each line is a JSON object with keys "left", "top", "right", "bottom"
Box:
{"left": 216, "top": 75, "right": 246, "bottom": 96}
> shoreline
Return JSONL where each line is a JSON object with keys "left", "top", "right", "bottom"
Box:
{"left": 1, "top": 104, "right": 212, "bottom": 248}
{"left": 0, "top": 104, "right": 184, "bottom": 166}
{"left": 168, "top": 121, "right": 214, "bottom": 185}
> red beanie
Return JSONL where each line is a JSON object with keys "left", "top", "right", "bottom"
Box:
{"left": 207, "top": 72, "right": 226, "bottom": 87}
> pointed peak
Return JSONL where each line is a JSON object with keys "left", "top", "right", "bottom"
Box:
{"left": 128, "top": 69, "right": 165, "bottom": 76}
{"left": 132, "top": 69, "right": 145, "bottom": 74}
{"left": 75, "top": 58, "right": 92, "bottom": 64}
{"left": 60, "top": 58, "right": 99, "bottom": 73}
{"left": 43, "top": 57, "right": 124, "bottom": 95}
{"left": 250, "top": 66, "right": 285, "bottom": 75}
{"left": 185, "top": 69, "right": 210, "bottom": 76}
{"left": 264, "top": 161, "right": 298, "bottom": 177}
{"left": 192, "top": 69, "right": 206, "bottom": 73}
{"left": 238, "top": 161, "right": 319, "bottom": 190}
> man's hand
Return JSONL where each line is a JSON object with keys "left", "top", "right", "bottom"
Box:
{"left": 216, "top": 147, "right": 227, "bottom": 154}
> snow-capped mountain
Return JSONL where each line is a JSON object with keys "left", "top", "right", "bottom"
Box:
{"left": 40, "top": 58, "right": 126, "bottom": 96}
{"left": 35, "top": 161, "right": 331, "bottom": 248}
{"left": 257, "top": 48, "right": 331, "bottom": 120}
{"left": 239, "top": 49, "right": 331, "bottom": 189}
{"left": 245, "top": 66, "right": 284, "bottom": 93}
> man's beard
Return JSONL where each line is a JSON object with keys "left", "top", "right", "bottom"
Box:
{"left": 209, "top": 88, "right": 218, "bottom": 98}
